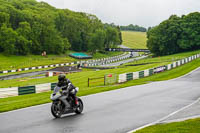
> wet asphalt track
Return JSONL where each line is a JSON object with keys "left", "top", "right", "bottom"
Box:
{"left": 0, "top": 68, "right": 200, "bottom": 133}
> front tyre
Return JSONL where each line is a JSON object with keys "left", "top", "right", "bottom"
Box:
{"left": 75, "top": 98, "right": 83, "bottom": 114}
{"left": 51, "top": 102, "right": 62, "bottom": 118}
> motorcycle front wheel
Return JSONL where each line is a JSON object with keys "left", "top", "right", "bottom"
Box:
{"left": 51, "top": 102, "right": 63, "bottom": 118}
{"left": 75, "top": 98, "right": 84, "bottom": 114}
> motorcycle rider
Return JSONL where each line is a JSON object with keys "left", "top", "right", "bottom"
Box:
{"left": 54, "top": 74, "right": 78, "bottom": 108}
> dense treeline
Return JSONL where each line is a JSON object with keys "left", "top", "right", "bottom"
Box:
{"left": 147, "top": 12, "right": 200, "bottom": 56}
{"left": 120, "top": 24, "right": 147, "bottom": 32}
{"left": 0, "top": 0, "right": 121, "bottom": 55}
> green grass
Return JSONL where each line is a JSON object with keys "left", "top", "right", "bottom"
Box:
{"left": 92, "top": 51, "right": 123, "bottom": 59}
{"left": 0, "top": 63, "right": 161, "bottom": 88}
{"left": 135, "top": 118, "right": 200, "bottom": 133}
{"left": 0, "top": 53, "right": 200, "bottom": 112}
{"left": 124, "top": 50, "right": 200, "bottom": 66}
{"left": 0, "top": 51, "right": 122, "bottom": 72}
{"left": 122, "top": 31, "right": 147, "bottom": 49}
{"left": 0, "top": 54, "right": 75, "bottom": 71}
{"left": 1, "top": 50, "right": 200, "bottom": 88}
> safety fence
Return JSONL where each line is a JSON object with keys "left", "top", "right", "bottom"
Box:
{"left": 88, "top": 74, "right": 118, "bottom": 87}
{"left": 0, "top": 53, "right": 131, "bottom": 74}
{"left": 118, "top": 53, "right": 200, "bottom": 83}
{"left": 81, "top": 53, "right": 132, "bottom": 67}
{"left": 0, "top": 83, "right": 56, "bottom": 98}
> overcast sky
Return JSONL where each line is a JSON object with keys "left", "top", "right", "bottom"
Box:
{"left": 37, "top": 0, "right": 200, "bottom": 28}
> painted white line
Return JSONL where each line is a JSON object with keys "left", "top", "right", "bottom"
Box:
{"left": 127, "top": 97, "right": 200, "bottom": 133}
{"left": 160, "top": 115, "right": 200, "bottom": 124}
{"left": 168, "top": 66, "right": 200, "bottom": 81}
{"left": 157, "top": 97, "right": 200, "bottom": 122}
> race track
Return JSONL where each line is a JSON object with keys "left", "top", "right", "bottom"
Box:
{"left": 1, "top": 68, "right": 200, "bottom": 133}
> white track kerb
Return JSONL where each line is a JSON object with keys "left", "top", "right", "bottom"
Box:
{"left": 127, "top": 67, "right": 200, "bottom": 133}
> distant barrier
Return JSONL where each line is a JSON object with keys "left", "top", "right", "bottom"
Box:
{"left": 118, "top": 53, "right": 200, "bottom": 83}
{"left": 82, "top": 53, "right": 131, "bottom": 67}
{"left": 0, "top": 53, "right": 130, "bottom": 74}
{"left": 105, "top": 48, "right": 150, "bottom": 52}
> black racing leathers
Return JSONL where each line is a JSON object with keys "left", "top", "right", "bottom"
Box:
{"left": 57, "top": 78, "right": 77, "bottom": 107}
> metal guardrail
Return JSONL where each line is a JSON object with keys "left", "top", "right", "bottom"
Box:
{"left": 105, "top": 48, "right": 150, "bottom": 52}
{"left": 18, "top": 86, "right": 36, "bottom": 95}
{"left": 118, "top": 54, "right": 200, "bottom": 83}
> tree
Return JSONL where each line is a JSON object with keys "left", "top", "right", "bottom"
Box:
{"left": 88, "top": 29, "right": 106, "bottom": 54}
{"left": 17, "top": 21, "right": 31, "bottom": 39}
{"left": 0, "top": 12, "right": 10, "bottom": 27}
{"left": 147, "top": 12, "right": 200, "bottom": 56}
{"left": 0, "top": 0, "right": 121, "bottom": 55}
{"left": 105, "top": 26, "right": 120, "bottom": 48}
{"left": 0, "top": 24, "right": 18, "bottom": 55}
{"left": 15, "top": 35, "right": 30, "bottom": 55}
{"left": 120, "top": 24, "right": 147, "bottom": 32}
{"left": 178, "top": 12, "right": 200, "bottom": 50}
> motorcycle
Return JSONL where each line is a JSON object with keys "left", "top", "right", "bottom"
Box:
{"left": 50, "top": 84, "right": 83, "bottom": 118}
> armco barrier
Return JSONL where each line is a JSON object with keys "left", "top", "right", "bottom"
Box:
{"left": 149, "top": 69, "right": 154, "bottom": 76}
{"left": 178, "top": 61, "right": 181, "bottom": 66}
{"left": 126, "top": 73, "right": 133, "bottom": 81}
{"left": 139, "top": 71, "right": 144, "bottom": 78}
{"left": 51, "top": 83, "right": 57, "bottom": 91}
{"left": 0, "top": 83, "right": 55, "bottom": 98}
{"left": 118, "top": 53, "right": 200, "bottom": 83}
{"left": 144, "top": 69, "right": 149, "bottom": 77}
{"left": 173, "top": 62, "right": 177, "bottom": 68}
{"left": 36, "top": 83, "right": 51, "bottom": 93}
{"left": 167, "top": 64, "right": 171, "bottom": 70}
{"left": 118, "top": 73, "right": 127, "bottom": 83}
{"left": 133, "top": 72, "right": 139, "bottom": 79}
{"left": 0, "top": 87, "right": 18, "bottom": 98}
{"left": 176, "top": 61, "right": 179, "bottom": 66}
{"left": 18, "top": 86, "right": 36, "bottom": 95}
{"left": 165, "top": 65, "right": 168, "bottom": 70}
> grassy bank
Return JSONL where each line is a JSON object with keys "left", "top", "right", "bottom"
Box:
{"left": 124, "top": 50, "right": 200, "bottom": 66}
{"left": 0, "top": 51, "right": 122, "bottom": 71}
{"left": 0, "top": 55, "right": 200, "bottom": 112}
{"left": 0, "top": 63, "right": 163, "bottom": 88}
{"left": 1, "top": 50, "right": 199, "bottom": 88}
{"left": 122, "top": 31, "right": 147, "bottom": 49}
{"left": 135, "top": 118, "right": 200, "bottom": 133}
